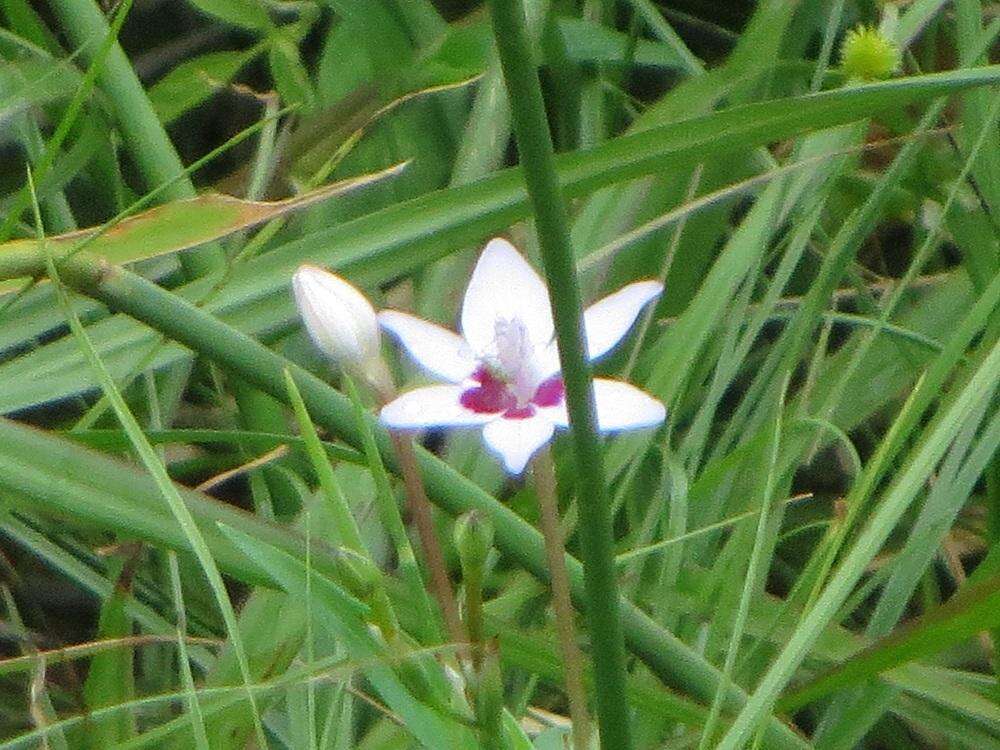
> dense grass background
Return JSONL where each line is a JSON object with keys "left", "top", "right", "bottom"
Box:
{"left": 0, "top": 0, "right": 998, "bottom": 747}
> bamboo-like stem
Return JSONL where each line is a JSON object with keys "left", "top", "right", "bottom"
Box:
{"left": 487, "top": 1, "right": 633, "bottom": 746}
{"left": 1, "top": 252, "right": 812, "bottom": 750}
{"left": 391, "top": 433, "right": 467, "bottom": 648}
{"left": 533, "top": 448, "right": 590, "bottom": 750}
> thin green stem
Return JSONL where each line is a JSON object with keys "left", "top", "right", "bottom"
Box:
{"left": 284, "top": 370, "right": 365, "bottom": 553}
{"left": 698, "top": 376, "right": 787, "bottom": 749}
{"left": 487, "top": 2, "right": 633, "bottom": 746}
{"left": 166, "top": 552, "right": 210, "bottom": 750}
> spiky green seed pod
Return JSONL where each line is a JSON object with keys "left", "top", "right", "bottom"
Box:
{"left": 840, "top": 25, "right": 901, "bottom": 82}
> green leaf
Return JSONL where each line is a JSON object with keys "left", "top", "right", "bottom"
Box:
{"left": 779, "top": 572, "right": 1000, "bottom": 713}
{"left": 186, "top": 0, "right": 271, "bottom": 31}
{"left": 148, "top": 48, "right": 262, "bottom": 125}
{"left": 268, "top": 35, "right": 315, "bottom": 108}
{"left": 557, "top": 17, "right": 692, "bottom": 70}
{"left": 0, "top": 163, "right": 405, "bottom": 296}
{"left": 81, "top": 555, "right": 137, "bottom": 747}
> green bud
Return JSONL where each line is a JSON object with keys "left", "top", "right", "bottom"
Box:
{"left": 840, "top": 25, "right": 901, "bottom": 82}
{"left": 453, "top": 511, "right": 494, "bottom": 574}
{"left": 334, "top": 547, "right": 381, "bottom": 600}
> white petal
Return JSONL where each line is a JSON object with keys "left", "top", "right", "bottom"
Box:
{"left": 461, "top": 238, "right": 554, "bottom": 353}
{"left": 534, "top": 341, "right": 562, "bottom": 379}
{"left": 530, "top": 279, "right": 662, "bottom": 378}
{"left": 590, "top": 379, "right": 666, "bottom": 432}
{"left": 380, "top": 386, "right": 495, "bottom": 429}
{"left": 378, "top": 310, "right": 476, "bottom": 383}
{"left": 583, "top": 280, "right": 663, "bottom": 361}
{"left": 536, "top": 400, "right": 569, "bottom": 428}
{"left": 481, "top": 414, "right": 555, "bottom": 475}
{"left": 293, "top": 265, "right": 380, "bottom": 366}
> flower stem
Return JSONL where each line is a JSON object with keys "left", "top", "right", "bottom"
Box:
{"left": 533, "top": 448, "right": 591, "bottom": 750}
{"left": 344, "top": 376, "right": 439, "bottom": 645}
{"left": 367, "top": 374, "right": 465, "bottom": 648}
{"left": 488, "top": 1, "right": 633, "bottom": 746}
{"left": 391, "top": 433, "right": 466, "bottom": 647}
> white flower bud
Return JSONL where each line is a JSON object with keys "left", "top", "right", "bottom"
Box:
{"left": 292, "top": 264, "right": 390, "bottom": 392}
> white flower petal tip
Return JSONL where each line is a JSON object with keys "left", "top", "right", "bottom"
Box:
{"left": 379, "top": 386, "right": 494, "bottom": 430}
{"left": 462, "top": 238, "right": 554, "bottom": 352}
{"left": 583, "top": 279, "right": 664, "bottom": 361}
{"left": 378, "top": 310, "right": 475, "bottom": 383}
{"left": 293, "top": 264, "right": 381, "bottom": 369}
{"left": 482, "top": 416, "right": 555, "bottom": 475}
{"left": 591, "top": 379, "right": 666, "bottom": 432}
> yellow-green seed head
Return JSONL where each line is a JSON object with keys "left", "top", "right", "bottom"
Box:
{"left": 840, "top": 25, "right": 900, "bottom": 81}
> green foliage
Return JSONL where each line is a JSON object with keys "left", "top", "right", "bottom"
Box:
{"left": 0, "top": 1, "right": 998, "bottom": 748}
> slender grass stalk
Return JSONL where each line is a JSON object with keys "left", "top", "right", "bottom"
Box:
{"left": 487, "top": 2, "right": 633, "bottom": 746}
{"left": 284, "top": 370, "right": 365, "bottom": 553}
{"left": 622, "top": 163, "right": 702, "bottom": 380}
{"left": 166, "top": 552, "right": 210, "bottom": 750}
{"left": 304, "top": 508, "right": 317, "bottom": 750}
{"left": 533, "top": 448, "right": 591, "bottom": 750}
{"left": 698, "top": 376, "right": 787, "bottom": 749}
{"left": 368, "top": 375, "right": 465, "bottom": 647}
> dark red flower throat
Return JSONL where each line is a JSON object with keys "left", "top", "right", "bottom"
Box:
{"left": 459, "top": 367, "right": 564, "bottom": 420}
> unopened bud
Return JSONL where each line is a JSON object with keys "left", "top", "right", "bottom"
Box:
{"left": 292, "top": 264, "right": 391, "bottom": 391}
{"left": 454, "top": 511, "right": 494, "bottom": 574}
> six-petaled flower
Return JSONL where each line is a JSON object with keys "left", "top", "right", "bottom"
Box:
{"left": 378, "top": 238, "right": 666, "bottom": 474}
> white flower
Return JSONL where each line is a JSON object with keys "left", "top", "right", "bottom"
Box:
{"left": 378, "top": 238, "right": 666, "bottom": 474}
{"left": 293, "top": 264, "right": 390, "bottom": 392}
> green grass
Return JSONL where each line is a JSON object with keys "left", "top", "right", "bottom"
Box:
{"left": 0, "top": 1, "right": 997, "bottom": 748}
